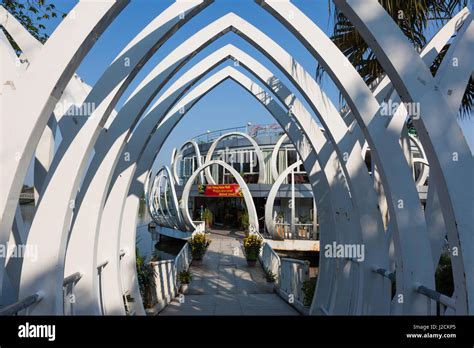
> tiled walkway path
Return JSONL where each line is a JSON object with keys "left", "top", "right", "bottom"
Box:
{"left": 160, "top": 229, "right": 298, "bottom": 316}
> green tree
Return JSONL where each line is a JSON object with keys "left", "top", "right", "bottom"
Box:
{"left": 319, "top": 0, "right": 472, "bottom": 117}
{"left": 1, "top": 0, "right": 66, "bottom": 50}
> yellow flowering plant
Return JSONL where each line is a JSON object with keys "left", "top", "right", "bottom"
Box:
{"left": 243, "top": 234, "right": 263, "bottom": 261}
{"left": 190, "top": 232, "right": 211, "bottom": 260}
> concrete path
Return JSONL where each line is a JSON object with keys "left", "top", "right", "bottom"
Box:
{"left": 160, "top": 229, "right": 299, "bottom": 316}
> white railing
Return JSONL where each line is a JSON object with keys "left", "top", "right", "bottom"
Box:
{"left": 279, "top": 258, "right": 310, "bottom": 304}
{"left": 273, "top": 223, "right": 317, "bottom": 240}
{"left": 258, "top": 239, "right": 311, "bottom": 314}
{"left": 260, "top": 242, "right": 281, "bottom": 283}
{"left": 62, "top": 272, "right": 82, "bottom": 315}
{"left": 151, "top": 242, "right": 192, "bottom": 312}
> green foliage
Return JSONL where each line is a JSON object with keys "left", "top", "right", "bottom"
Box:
{"left": 276, "top": 210, "right": 284, "bottom": 223}
{"left": 319, "top": 0, "right": 472, "bottom": 117}
{"left": 203, "top": 208, "right": 213, "bottom": 228}
{"left": 435, "top": 252, "right": 454, "bottom": 296}
{"left": 136, "top": 249, "right": 157, "bottom": 309}
{"left": 241, "top": 210, "right": 249, "bottom": 230}
{"left": 189, "top": 232, "right": 210, "bottom": 260}
{"left": 264, "top": 269, "right": 276, "bottom": 283}
{"left": 298, "top": 215, "right": 309, "bottom": 224}
{"left": 178, "top": 270, "right": 193, "bottom": 285}
{"left": 302, "top": 277, "right": 317, "bottom": 307}
{"left": 1, "top": 0, "right": 66, "bottom": 51}
{"left": 243, "top": 234, "right": 263, "bottom": 261}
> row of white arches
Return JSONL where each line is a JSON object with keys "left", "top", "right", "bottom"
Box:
{"left": 0, "top": 0, "right": 472, "bottom": 316}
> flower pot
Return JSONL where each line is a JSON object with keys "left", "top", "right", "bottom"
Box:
{"left": 298, "top": 227, "right": 307, "bottom": 238}
{"left": 192, "top": 258, "right": 203, "bottom": 266}
{"left": 180, "top": 283, "right": 189, "bottom": 294}
{"left": 247, "top": 259, "right": 257, "bottom": 267}
{"left": 276, "top": 226, "right": 285, "bottom": 240}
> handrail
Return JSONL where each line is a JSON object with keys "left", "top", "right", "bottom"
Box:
{"left": 280, "top": 257, "right": 307, "bottom": 265}
{"left": 63, "top": 272, "right": 82, "bottom": 286}
{"left": 97, "top": 260, "right": 109, "bottom": 270}
{"left": 0, "top": 292, "right": 43, "bottom": 315}
{"left": 373, "top": 267, "right": 396, "bottom": 282}
{"left": 416, "top": 284, "right": 456, "bottom": 309}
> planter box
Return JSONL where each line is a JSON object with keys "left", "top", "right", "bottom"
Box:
{"left": 145, "top": 303, "right": 160, "bottom": 316}
{"left": 247, "top": 260, "right": 257, "bottom": 267}
{"left": 180, "top": 283, "right": 189, "bottom": 294}
{"left": 192, "top": 259, "right": 203, "bottom": 266}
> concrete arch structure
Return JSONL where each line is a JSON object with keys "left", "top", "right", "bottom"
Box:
{"left": 335, "top": 1, "right": 474, "bottom": 313}
{"left": 150, "top": 166, "right": 185, "bottom": 230}
{"left": 17, "top": 0, "right": 213, "bottom": 315}
{"left": 0, "top": 1, "right": 471, "bottom": 317}
{"left": 0, "top": 0, "right": 131, "bottom": 304}
{"left": 265, "top": 160, "right": 303, "bottom": 239}
{"left": 115, "top": 62, "right": 363, "bottom": 315}
{"left": 180, "top": 160, "right": 259, "bottom": 233}
{"left": 258, "top": 0, "right": 473, "bottom": 314}
{"left": 172, "top": 140, "right": 205, "bottom": 185}
{"left": 270, "top": 133, "right": 289, "bottom": 181}
{"left": 49, "top": 11, "right": 377, "bottom": 314}
{"left": 203, "top": 132, "right": 266, "bottom": 184}
{"left": 3, "top": 3, "right": 466, "bottom": 318}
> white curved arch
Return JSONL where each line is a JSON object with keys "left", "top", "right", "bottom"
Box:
{"left": 0, "top": 1, "right": 473, "bottom": 313}
{"left": 18, "top": 1, "right": 211, "bottom": 315}
{"left": 172, "top": 140, "right": 205, "bottom": 185}
{"left": 265, "top": 160, "right": 301, "bottom": 239}
{"left": 180, "top": 160, "right": 259, "bottom": 233}
{"left": 0, "top": 0, "right": 129, "bottom": 303}
{"left": 150, "top": 166, "right": 185, "bottom": 230}
{"left": 333, "top": 0, "right": 474, "bottom": 315}
{"left": 204, "top": 131, "right": 266, "bottom": 184}
{"left": 116, "top": 64, "right": 357, "bottom": 314}
{"left": 259, "top": 0, "right": 436, "bottom": 314}
{"left": 29, "top": 8, "right": 462, "bottom": 316}
{"left": 270, "top": 133, "right": 288, "bottom": 181}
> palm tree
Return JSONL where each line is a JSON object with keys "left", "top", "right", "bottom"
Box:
{"left": 318, "top": 0, "right": 472, "bottom": 118}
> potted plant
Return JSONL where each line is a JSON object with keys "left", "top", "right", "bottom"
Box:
{"left": 189, "top": 232, "right": 211, "bottom": 265}
{"left": 136, "top": 250, "right": 157, "bottom": 311}
{"left": 298, "top": 215, "right": 309, "bottom": 238}
{"left": 243, "top": 234, "right": 263, "bottom": 267}
{"left": 275, "top": 211, "right": 285, "bottom": 239}
{"left": 178, "top": 270, "right": 193, "bottom": 294}
{"left": 241, "top": 210, "right": 249, "bottom": 233}
{"left": 302, "top": 277, "right": 317, "bottom": 307}
{"left": 203, "top": 208, "right": 213, "bottom": 231}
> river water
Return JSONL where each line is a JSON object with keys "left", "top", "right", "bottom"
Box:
{"left": 19, "top": 199, "right": 165, "bottom": 261}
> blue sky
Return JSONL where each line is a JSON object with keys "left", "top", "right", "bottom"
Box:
{"left": 29, "top": 0, "right": 473, "bottom": 182}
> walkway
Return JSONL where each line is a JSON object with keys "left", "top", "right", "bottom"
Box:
{"left": 160, "top": 229, "right": 299, "bottom": 316}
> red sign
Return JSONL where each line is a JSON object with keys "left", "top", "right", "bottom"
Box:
{"left": 198, "top": 184, "right": 242, "bottom": 197}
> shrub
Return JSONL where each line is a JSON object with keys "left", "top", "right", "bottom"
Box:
{"left": 302, "top": 277, "right": 317, "bottom": 307}
{"left": 264, "top": 269, "right": 276, "bottom": 283}
{"left": 241, "top": 210, "right": 249, "bottom": 230}
{"left": 203, "top": 208, "right": 213, "bottom": 229}
{"left": 178, "top": 270, "right": 193, "bottom": 284}
{"left": 243, "top": 234, "right": 263, "bottom": 261}
{"left": 189, "top": 232, "right": 211, "bottom": 260}
{"left": 436, "top": 252, "right": 454, "bottom": 297}
{"left": 136, "top": 250, "right": 157, "bottom": 309}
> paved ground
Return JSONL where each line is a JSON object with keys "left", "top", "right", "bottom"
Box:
{"left": 160, "top": 229, "right": 299, "bottom": 316}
